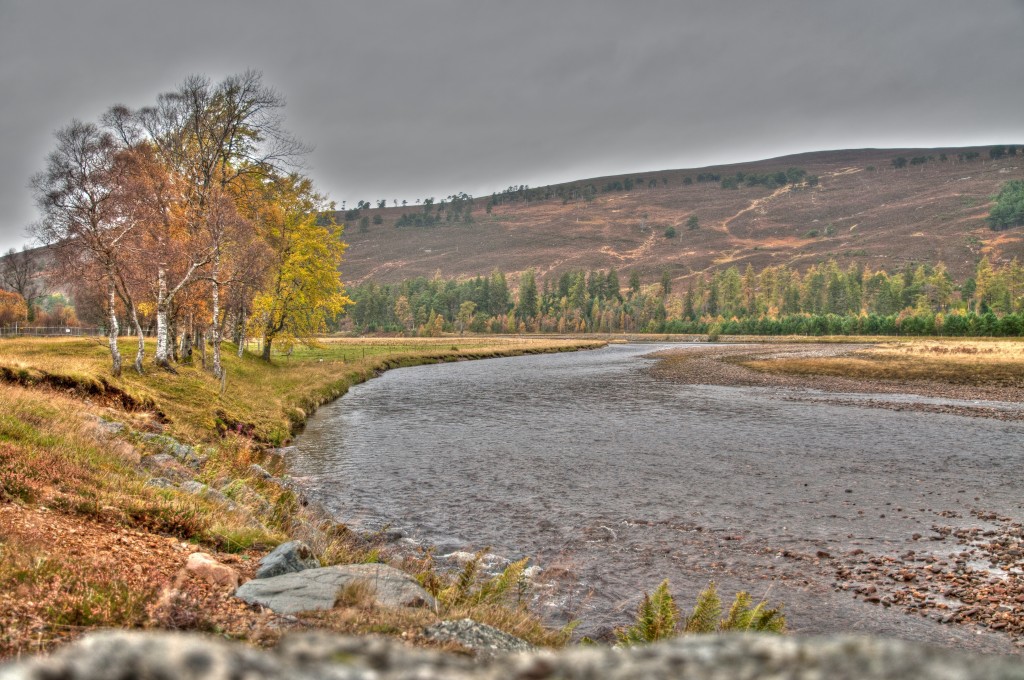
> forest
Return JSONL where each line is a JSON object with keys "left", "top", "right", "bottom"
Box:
{"left": 345, "top": 257, "right": 1024, "bottom": 337}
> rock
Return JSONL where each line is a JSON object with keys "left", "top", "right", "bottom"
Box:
{"left": 249, "top": 463, "right": 273, "bottom": 479}
{"left": 256, "top": 541, "right": 321, "bottom": 580}
{"left": 94, "top": 418, "right": 125, "bottom": 435}
{"left": 180, "top": 481, "right": 232, "bottom": 506}
{"left": 4, "top": 631, "right": 1024, "bottom": 680}
{"left": 140, "top": 433, "right": 206, "bottom": 468}
{"left": 235, "top": 564, "right": 435, "bottom": 614}
{"left": 524, "top": 565, "right": 544, "bottom": 579}
{"left": 144, "top": 477, "right": 175, "bottom": 489}
{"left": 442, "top": 551, "right": 512, "bottom": 573}
{"left": 186, "top": 552, "right": 240, "bottom": 588}
{"left": 423, "top": 619, "right": 534, "bottom": 656}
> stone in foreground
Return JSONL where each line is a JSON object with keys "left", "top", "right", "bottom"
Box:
{"left": 255, "top": 540, "right": 321, "bottom": 579}
{"left": 235, "top": 563, "right": 435, "bottom": 614}
{"left": 4, "top": 630, "right": 1024, "bottom": 680}
{"left": 424, "top": 618, "right": 534, "bottom": 656}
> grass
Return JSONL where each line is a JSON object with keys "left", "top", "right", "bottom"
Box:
{"left": 0, "top": 334, "right": 603, "bottom": 657}
{"left": 739, "top": 339, "right": 1024, "bottom": 388}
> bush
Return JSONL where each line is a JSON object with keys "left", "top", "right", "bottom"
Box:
{"left": 664, "top": 226, "right": 677, "bottom": 239}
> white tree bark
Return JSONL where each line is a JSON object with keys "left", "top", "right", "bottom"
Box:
{"left": 211, "top": 250, "right": 222, "bottom": 379}
{"left": 154, "top": 264, "right": 171, "bottom": 367}
{"left": 107, "top": 276, "right": 122, "bottom": 377}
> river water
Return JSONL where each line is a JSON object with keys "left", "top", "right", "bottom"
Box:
{"left": 289, "top": 343, "right": 1024, "bottom": 652}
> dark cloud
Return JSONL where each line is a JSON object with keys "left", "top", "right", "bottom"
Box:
{"left": 2, "top": 0, "right": 1023, "bottom": 251}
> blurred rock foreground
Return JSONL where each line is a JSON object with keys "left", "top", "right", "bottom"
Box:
{"left": 2, "top": 631, "right": 1023, "bottom": 680}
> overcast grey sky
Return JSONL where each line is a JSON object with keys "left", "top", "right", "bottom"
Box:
{"left": 2, "top": 0, "right": 1023, "bottom": 252}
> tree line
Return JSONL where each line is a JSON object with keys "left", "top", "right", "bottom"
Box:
{"left": 343, "top": 257, "right": 1024, "bottom": 337}
{"left": 24, "top": 71, "right": 349, "bottom": 376}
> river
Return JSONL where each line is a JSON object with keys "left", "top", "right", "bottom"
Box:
{"left": 288, "top": 343, "right": 1024, "bottom": 652}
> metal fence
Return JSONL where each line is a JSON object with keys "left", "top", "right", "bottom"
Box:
{"left": 0, "top": 325, "right": 106, "bottom": 338}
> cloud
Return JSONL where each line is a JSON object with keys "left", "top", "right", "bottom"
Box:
{"left": 2, "top": 0, "right": 1022, "bottom": 251}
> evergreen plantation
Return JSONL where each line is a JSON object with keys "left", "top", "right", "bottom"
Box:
{"left": 345, "top": 257, "right": 1024, "bottom": 337}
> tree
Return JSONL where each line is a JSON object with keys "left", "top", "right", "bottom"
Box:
{"left": 629, "top": 271, "right": 641, "bottom": 295}
{"left": 359, "top": 216, "right": 370, "bottom": 233}
{"left": 892, "top": 156, "right": 908, "bottom": 169}
{"left": 686, "top": 215, "right": 699, "bottom": 230}
{"left": 988, "top": 180, "right": 1024, "bottom": 231}
{"left": 31, "top": 120, "right": 138, "bottom": 375}
{"left": 455, "top": 300, "right": 476, "bottom": 335}
{"left": 661, "top": 270, "right": 672, "bottom": 296}
{"left": 516, "top": 268, "right": 538, "bottom": 323}
{"left": 664, "top": 226, "right": 677, "bottom": 238}
{"left": 0, "top": 290, "right": 28, "bottom": 326}
{"left": 127, "top": 70, "right": 306, "bottom": 370}
{"left": 0, "top": 247, "right": 41, "bottom": 320}
{"left": 249, "top": 175, "right": 351, "bottom": 361}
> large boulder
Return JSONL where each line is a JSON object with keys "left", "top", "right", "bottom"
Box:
{"left": 235, "top": 563, "right": 435, "bottom": 614}
{"left": 3, "top": 630, "right": 1024, "bottom": 680}
{"left": 256, "top": 540, "right": 321, "bottom": 579}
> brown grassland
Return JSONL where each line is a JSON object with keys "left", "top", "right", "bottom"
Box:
{"left": 739, "top": 340, "right": 1024, "bottom": 390}
{"left": 0, "top": 336, "right": 603, "bottom": 658}
{"left": 339, "top": 147, "right": 1024, "bottom": 288}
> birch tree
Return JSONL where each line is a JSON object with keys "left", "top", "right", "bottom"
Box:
{"left": 123, "top": 70, "right": 306, "bottom": 369}
{"left": 249, "top": 175, "right": 351, "bottom": 360}
{"left": 31, "top": 121, "right": 139, "bottom": 375}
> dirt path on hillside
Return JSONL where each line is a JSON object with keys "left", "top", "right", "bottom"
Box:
{"left": 720, "top": 185, "right": 793, "bottom": 236}
{"left": 648, "top": 344, "right": 1024, "bottom": 421}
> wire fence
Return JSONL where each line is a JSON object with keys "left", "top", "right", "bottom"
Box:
{"left": 0, "top": 325, "right": 157, "bottom": 339}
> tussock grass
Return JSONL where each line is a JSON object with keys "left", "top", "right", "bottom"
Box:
{"left": 742, "top": 339, "right": 1024, "bottom": 388}
{"left": 0, "top": 335, "right": 602, "bottom": 654}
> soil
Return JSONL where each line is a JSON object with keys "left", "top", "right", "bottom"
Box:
{"left": 0, "top": 504, "right": 283, "bottom": 657}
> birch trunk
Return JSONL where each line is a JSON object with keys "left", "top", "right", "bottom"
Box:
{"left": 236, "top": 306, "right": 246, "bottom": 358}
{"left": 129, "top": 303, "right": 145, "bottom": 374}
{"left": 211, "top": 251, "right": 222, "bottom": 378}
{"left": 107, "top": 277, "right": 122, "bottom": 377}
{"left": 154, "top": 265, "right": 171, "bottom": 367}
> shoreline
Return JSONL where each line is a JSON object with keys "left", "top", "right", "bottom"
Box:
{"left": 648, "top": 343, "right": 1024, "bottom": 421}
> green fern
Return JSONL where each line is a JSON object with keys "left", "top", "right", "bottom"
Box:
{"left": 618, "top": 580, "right": 786, "bottom": 645}
{"left": 438, "top": 548, "right": 485, "bottom": 606}
{"left": 683, "top": 581, "right": 721, "bottom": 633}
{"left": 616, "top": 579, "right": 679, "bottom": 645}
{"left": 720, "top": 589, "right": 786, "bottom": 633}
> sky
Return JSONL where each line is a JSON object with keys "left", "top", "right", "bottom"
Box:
{"left": 2, "top": 0, "right": 1024, "bottom": 252}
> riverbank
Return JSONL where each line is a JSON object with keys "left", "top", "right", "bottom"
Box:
{"left": 0, "top": 336, "right": 604, "bottom": 658}
{"left": 647, "top": 339, "right": 1024, "bottom": 645}
{"left": 649, "top": 340, "right": 1024, "bottom": 420}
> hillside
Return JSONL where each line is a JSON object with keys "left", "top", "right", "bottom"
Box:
{"left": 337, "top": 147, "right": 1024, "bottom": 288}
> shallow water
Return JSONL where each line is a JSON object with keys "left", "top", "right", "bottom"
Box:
{"left": 290, "top": 343, "right": 1024, "bottom": 652}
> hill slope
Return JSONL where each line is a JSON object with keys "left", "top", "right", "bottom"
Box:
{"left": 338, "top": 147, "right": 1024, "bottom": 288}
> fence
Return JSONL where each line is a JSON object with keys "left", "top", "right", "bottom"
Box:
{"left": 1, "top": 325, "right": 109, "bottom": 338}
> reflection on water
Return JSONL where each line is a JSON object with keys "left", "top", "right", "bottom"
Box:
{"left": 290, "top": 344, "right": 1024, "bottom": 652}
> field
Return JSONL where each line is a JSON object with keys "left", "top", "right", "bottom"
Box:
{"left": 0, "top": 336, "right": 603, "bottom": 657}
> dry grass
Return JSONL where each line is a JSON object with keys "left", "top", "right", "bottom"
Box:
{"left": 741, "top": 340, "right": 1024, "bottom": 388}
{"left": 0, "top": 335, "right": 602, "bottom": 657}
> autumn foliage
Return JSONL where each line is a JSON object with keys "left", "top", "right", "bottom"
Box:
{"left": 0, "top": 290, "right": 28, "bottom": 326}
{"left": 31, "top": 71, "right": 349, "bottom": 375}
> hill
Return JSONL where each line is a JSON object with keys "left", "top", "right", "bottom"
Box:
{"left": 336, "top": 147, "right": 1024, "bottom": 289}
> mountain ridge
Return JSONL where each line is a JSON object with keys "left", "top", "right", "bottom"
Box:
{"left": 335, "top": 145, "right": 1024, "bottom": 288}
